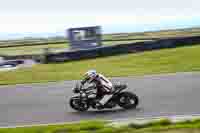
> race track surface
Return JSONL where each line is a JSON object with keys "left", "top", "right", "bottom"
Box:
{"left": 1, "top": 72, "right": 200, "bottom": 127}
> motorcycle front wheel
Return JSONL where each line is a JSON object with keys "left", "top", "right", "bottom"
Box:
{"left": 69, "top": 97, "right": 89, "bottom": 112}
{"left": 117, "top": 92, "right": 139, "bottom": 109}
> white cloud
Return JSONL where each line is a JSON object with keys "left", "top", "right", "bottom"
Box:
{"left": 0, "top": 12, "right": 198, "bottom": 33}
{"left": 0, "top": 0, "right": 199, "bottom": 33}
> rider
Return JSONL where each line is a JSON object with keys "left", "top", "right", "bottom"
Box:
{"left": 81, "top": 70, "right": 114, "bottom": 108}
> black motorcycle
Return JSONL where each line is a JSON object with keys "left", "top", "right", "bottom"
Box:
{"left": 69, "top": 82, "right": 139, "bottom": 111}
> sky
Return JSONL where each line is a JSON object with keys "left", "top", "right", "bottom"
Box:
{"left": 0, "top": 0, "right": 200, "bottom": 38}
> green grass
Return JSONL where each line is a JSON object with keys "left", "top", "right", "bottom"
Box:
{"left": 102, "top": 27, "right": 200, "bottom": 40}
{"left": 0, "top": 43, "right": 69, "bottom": 56}
{"left": 102, "top": 40, "right": 152, "bottom": 46}
{"left": 0, "top": 120, "right": 106, "bottom": 133}
{"left": 1, "top": 119, "right": 200, "bottom": 133}
{"left": 0, "top": 44, "right": 200, "bottom": 85}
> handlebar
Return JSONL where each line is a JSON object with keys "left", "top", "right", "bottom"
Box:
{"left": 75, "top": 82, "right": 96, "bottom": 91}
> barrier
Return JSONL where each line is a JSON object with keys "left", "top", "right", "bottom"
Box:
{"left": 3, "top": 36, "right": 200, "bottom": 63}
{"left": 46, "top": 36, "right": 200, "bottom": 63}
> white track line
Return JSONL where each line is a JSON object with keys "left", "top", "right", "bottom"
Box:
{"left": 1, "top": 113, "right": 200, "bottom": 129}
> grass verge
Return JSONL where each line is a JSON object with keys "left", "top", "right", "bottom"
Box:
{"left": 0, "top": 45, "right": 200, "bottom": 85}
{"left": 1, "top": 119, "right": 200, "bottom": 133}
{"left": 0, "top": 43, "right": 69, "bottom": 56}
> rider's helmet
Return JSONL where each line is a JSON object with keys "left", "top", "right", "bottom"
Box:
{"left": 84, "top": 70, "right": 97, "bottom": 83}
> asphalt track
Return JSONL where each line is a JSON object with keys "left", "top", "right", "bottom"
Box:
{"left": 1, "top": 72, "right": 200, "bottom": 127}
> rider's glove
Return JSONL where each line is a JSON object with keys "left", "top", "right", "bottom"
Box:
{"left": 81, "top": 80, "right": 85, "bottom": 85}
{"left": 80, "top": 83, "right": 84, "bottom": 88}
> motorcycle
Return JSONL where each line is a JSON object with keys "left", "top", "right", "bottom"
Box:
{"left": 69, "top": 82, "right": 139, "bottom": 111}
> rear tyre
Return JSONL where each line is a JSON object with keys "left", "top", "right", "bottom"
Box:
{"left": 69, "top": 98, "right": 89, "bottom": 112}
{"left": 118, "top": 92, "right": 139, "bottom": 109}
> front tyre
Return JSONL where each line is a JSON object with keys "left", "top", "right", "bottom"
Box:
{"left": 69, "top": 97, "right": 89, "bottom": 112}
{"left": 118, "top": 92, "right": 139, "bottom": 109}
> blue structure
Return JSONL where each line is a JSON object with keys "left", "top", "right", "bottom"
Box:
{"left": 67, "top": 26, "right": 102, "bottom": 50}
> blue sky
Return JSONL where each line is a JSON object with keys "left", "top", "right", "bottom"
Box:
{"left": 0, "top": 0, "right": 200, "bottom": 37}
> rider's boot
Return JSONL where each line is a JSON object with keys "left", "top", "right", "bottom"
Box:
{"left": 96, "top": 95, "right": 113, "bottom": 109}
{"left": 95, "top": 101, "right": 104, "bottom": 110}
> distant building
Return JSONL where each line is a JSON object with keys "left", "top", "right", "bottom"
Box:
{"left": 67, "top": 26, "right": 102, "bottom": 50}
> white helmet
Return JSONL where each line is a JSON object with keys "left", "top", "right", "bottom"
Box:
{"left": 84, "top": 70, "right": 97, "bottom": 82}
